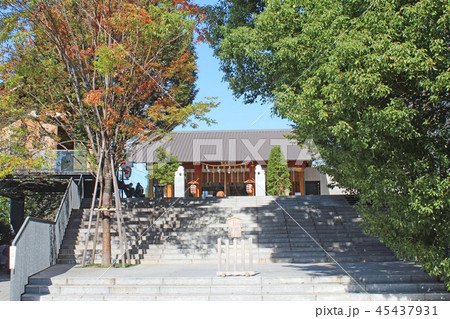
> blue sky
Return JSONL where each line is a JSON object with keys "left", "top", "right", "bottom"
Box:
{"left": 127, "top": 0, "right": 292, "bottom": 190}
{"left": 174, "top": 41, "right": 292, "bottom": 132}
{"left": 174, "top": 0, "right": 292, "bottom": 132}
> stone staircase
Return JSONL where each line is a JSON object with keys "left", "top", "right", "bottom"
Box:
{"left": 58, "top": 196, "right": 397, "bottom": 265}
{"left": 23, "top": 195, "right": 448, "bottom": 301}
{"left": 57, "top": 200, "right": 183, "bottom": 265}
{"left": 137, "top": 195, "right": 397, "bottom": 265}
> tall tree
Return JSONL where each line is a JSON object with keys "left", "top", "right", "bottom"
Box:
{"left": 1, "top": 0, "right": 216, "bottom": 265}
{"left": 266, "top": 145, "right": 291, "bottom": 196}
{"left": 207, "top": 0, "right": 450, "bottom": 287}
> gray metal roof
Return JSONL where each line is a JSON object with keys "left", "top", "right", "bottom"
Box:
{"left": 127, "top": 129, "right": 313, "bottom": 164}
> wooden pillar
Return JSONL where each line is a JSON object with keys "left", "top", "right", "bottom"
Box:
{"left": 249, "top": 162, "right": 255, "bottom": 196}
{"left": 299, "top": 167, "right": 305, "bottom": 196}
{"left": 167, "top": 184, "right": 173, "bottom": 198}
{"left": 225, "top": 166, "right": 231, "bottom": 196}
{"left": 194, "top": 164, "right": 202, "bottom": 197}
{"left": 148, "top": 179, "right": 154, "bottom": 198}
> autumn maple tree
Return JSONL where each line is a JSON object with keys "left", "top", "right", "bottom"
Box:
{"left": 0, "top": 0, "right": 215, "bottom": 265}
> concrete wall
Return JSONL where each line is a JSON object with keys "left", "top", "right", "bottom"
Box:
{"left": 10, "top": 219, "right": 55, "bottom": 301}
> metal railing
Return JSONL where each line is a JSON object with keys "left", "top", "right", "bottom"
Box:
{"left": 9, "top": 176, "right": 84, "bottom": 301}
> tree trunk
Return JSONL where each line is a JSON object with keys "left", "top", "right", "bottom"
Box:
{"left": 102, "top": 159, "right": 113, "bottom": 265}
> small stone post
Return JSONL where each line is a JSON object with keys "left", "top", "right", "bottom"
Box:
{"left": 225, "top": 239, "right": 230, "bottom": 273}
{"left": 218, "top": 238, "right": 222, "bottom": 273}
{"left": 241, "top": 240, "right": 245, "bottom": 272}
{"left": 233, "top": 238, "right": 237, "bottom": 273}
{"left": 249, "top": 238, "right": 253, "bottom": 273}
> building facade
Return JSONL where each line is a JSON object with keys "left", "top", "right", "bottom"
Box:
{"left": 129, "top": 130, "right": 346, "bottom": 197}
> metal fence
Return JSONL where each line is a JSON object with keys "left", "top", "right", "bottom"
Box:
{"left": 10, "top": 177, "right": 83, "bottom": 301}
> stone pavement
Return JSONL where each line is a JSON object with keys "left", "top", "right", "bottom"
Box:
{"left": 0, "top": 272, "right": 10, "bottom": 301}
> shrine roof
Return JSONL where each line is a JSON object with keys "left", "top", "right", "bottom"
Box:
{"left": 128, "top": 129, "right": 315, "bottom": 164}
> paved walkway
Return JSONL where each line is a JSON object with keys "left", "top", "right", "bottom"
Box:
{"left": 31, "top": 261, "right": 431, "bottom": 281}
{"left": 17, "top": 262, "right": 450, "bottom": 301}
{"left": 0, "top": 272, "right": 10, "bottom": 301}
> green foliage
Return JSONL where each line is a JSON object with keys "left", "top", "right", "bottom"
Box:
{"left": 0, "top": 196, "right": 13, "bottom": 245}
{"left": 94, "top": 45, "right": 129, "bottom": 77}
{"left": 209, "top": 0, "right": 450, "bottom": 288}
{"left": 0, "top": 192, "right": 63, "bottom": 245}
{"left": 266, "top": 146, "right": 291, "bottom": 195}
{"left": 147, "top": 147, "right": 180, "bottom": 186}
{"left": 0, "top": 124, "right": 47, "bottom": 178}
{"left": 25, "top": 193, "right": 64, "bottom": 221}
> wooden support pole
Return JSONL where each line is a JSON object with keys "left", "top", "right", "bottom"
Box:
{"left": 81, "top": 148, "right": 103, "bottom": 266}
{"left": 91, "top": 209, "right": 101, "bottom": 264}
{"left": 111, "top": 157, "right": 125, "bottom": 268}
{"left": 91, "top": 183, "right": 103, "bottom": 264}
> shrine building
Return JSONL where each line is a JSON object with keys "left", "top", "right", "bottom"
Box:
{"left": 129, "top": 129, "right": 346, "bottom": 197}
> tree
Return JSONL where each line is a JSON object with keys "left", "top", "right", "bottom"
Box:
{"left": 207, "top": 0, "right": 450, "bottom": 287}
{"left": 206, "top": 0, "right": 268, "bottom": 103}
{"left": 0, "top": 122, "right": 47, "bottom": 179}
{"left": 266, "top": 146, "right": 291, "bottom": 196}
{"left": 147, "top": 146, "right": 180, "bottom": 187}
{"left": 0, "top": 196, "right": 13, "bottom": 245}
{"left": 1, "top": 0, "right": 216, "bottom": 265}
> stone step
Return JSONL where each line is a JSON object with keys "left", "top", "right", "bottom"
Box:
{"left": 60, "top": 240, "right": 392, "bottom": 252}
{"left": 24, "top": 282, "right": 446, "bottom": 296}
{"left": 22, "top": 292, "right": 450, "bottom": 301}
{"left": 27, "top": 272, "right": 441, "bottom": 286}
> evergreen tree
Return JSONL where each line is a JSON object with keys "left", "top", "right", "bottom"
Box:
{"left": 266, "top": 146, "right": 291, "bottom": 196}
{"left": 147, "top": 147, "right": 180, "bottom": 186}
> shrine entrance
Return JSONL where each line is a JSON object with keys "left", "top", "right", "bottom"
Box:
{"left": 200, "top": 162, "right": 253, "bottom": 197}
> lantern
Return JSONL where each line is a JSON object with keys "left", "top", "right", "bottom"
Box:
{"left": 246, "top": 183, "right": 253, "bottom": 194}
{"left": 244, "top": 179, "right": 255, "bottom": 196}
{"left": 190, "top": 184, "right": 197, "bottom": 195}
